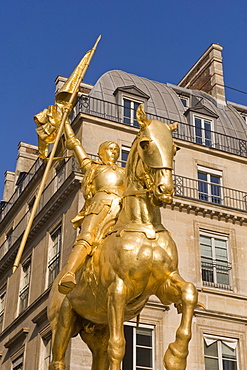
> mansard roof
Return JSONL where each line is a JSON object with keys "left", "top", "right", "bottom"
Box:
{"left": 90, "top": 70, "right": 247, "bottom": 140}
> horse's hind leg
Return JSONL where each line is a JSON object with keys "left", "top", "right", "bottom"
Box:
{"left": 156, "top": 272, "right": 198, "bottom": 370}
{"left": 107, "top": 277, "right": 127, "bottom": 370}
{"left": 49, "top": 297, "right": 78, "bottom": 370}
{"left": 80, "top": 324, "right": 110, "bottom": 370}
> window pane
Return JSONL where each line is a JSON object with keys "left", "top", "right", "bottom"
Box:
{"left": 205, "top": 121, "right": 212, "bottom": 146}
{"left": 180, "top": 98, "right": 188, "bottom": 107}
{"left": 204, "top": 341, "right": 218, "bottom": 357}
{"left": 198, "top": 172, "right": 207, "bottom": 181}
{"left": 122, "top": 326, "right": 133, "bottom": 370}
{"left": 133, "top": 102, "right": 139, "bottom": 127}
{"left": 198, "top": 172, "right": 208, "bottom": 200}
{"left": 222, "top": 343, "right": 237, "bottom": 359}
{"left": 222, "top": 360, "right": 237, "bottom": 370}
{"left": 201, "top": 243, "right": 212, "bottom": 257}
{"left": 124, "top": 99, "right": 131, "bottom": 125}
{"left": 121, "top": 150, "right": 129, "bottom": 167}
{"left": 216, "top": 271, "right": 229, "bottom": 285}
{"left": 205, "top": 357, "right": 219, "bottom": 370}
{"left": 215, "top": 246, "right": 228, "bottom": 260}
{"left": 195, "top": 118, "right": 202, "bottom": 144}
{"left": 136, "top": 347, "right": 152, "bottom": 367}
{"left": 136, "top": 328, "right": 152, "bottom": 347}
{"left": 200, "top": 235, "right": 211, "bottom": 245}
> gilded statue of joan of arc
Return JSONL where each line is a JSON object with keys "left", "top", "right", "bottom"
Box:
{"left": 58, "top": 121, "right": 125, "bottom": 294}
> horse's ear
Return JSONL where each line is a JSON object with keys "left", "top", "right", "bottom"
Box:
{"left": 168, "top": 121, "right": 179, "bottom": 132}
{"left": 136, "top": 104, "right": 150, "bottom": 128}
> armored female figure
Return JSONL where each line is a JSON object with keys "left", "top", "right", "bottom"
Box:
{"left": 58, "top": 121, "right": 125, "bottom": 294}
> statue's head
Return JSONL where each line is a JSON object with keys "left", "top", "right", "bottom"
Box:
{"left": 98, "top": 141, "right": 120, "bottom": 164}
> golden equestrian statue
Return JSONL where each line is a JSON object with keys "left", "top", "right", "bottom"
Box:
{"left": 13, "top": 39, "right": 202, "bottom": 370}
{"left": 48, "top": 103, "right": 203, "bottom": 370}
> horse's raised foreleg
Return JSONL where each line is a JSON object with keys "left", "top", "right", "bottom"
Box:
{"left": 107, "top": 277, "right": 127, "bottom": 370}
{"left": 156, "top": 272, "right": 198, "bottom": 370}
{"left": 80, "top": 324, "right": 110, "bottom": 370}
{"left": 49, "top": 297, "right": 78, "bottom": 370}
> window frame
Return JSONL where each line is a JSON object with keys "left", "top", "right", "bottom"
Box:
{"left": 203, "top": 334, "right": 239, "bottom": 370}
{"left": 12, "top": 353, "right": 24, "bottom": 370}
{"left": 180, "top": 95, "right": 189, "bottom": 108}
{"left": 200, "top": 230, "right": 232, "bottom": 290}
{"left": 197, "top": 165, "right": 222, "bottom": 205}
{"left": 121, "top": 145, "right": 130, "bottom": 168}
{"left": 41, "top": 333, "right": 52, "bottom": 370}
{"left": 193, "top": 114, "right": 214, "bottom": 147}
{"left": 0, "top": 286, "right": 6, "bottom": 332}
{"left": 122, "top": 96, "right": 143, "bottom": 127}
{"left": 122, "top": 322, "right": 155, "bottom": 370}
{"left": 19, "top": 257, "right": 31, "bottom": 314}
{"left": 47, "top": 225, "right": 62, "bottom": 286}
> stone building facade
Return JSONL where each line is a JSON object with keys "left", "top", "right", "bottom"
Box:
{"left": 1, "top": 43, "right": 247, "bottom": 369}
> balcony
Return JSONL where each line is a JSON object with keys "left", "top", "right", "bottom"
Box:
{"left": 73, "top": 95, "right": 247, "bottom": 158}
{"left": 201, "top": 259, "right": 232, "bottom": 291}
{"left": 174, "top": 175, "right": 247, "bottom": 212}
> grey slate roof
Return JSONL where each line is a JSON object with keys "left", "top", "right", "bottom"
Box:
{"left": 90, "top": 70, "right": 247, "bottom": 140}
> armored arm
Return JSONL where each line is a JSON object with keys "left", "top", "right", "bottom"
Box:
{"left": 64, "top": 121, "right": 91, "bottom": 172}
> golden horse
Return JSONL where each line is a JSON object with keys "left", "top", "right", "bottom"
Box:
{"left": 48, "top": 106, "right": 199, "bottom": 370}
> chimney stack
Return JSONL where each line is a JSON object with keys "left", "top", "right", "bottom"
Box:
{"left": 178, "top": 43, "right": 225, "bottom": 104}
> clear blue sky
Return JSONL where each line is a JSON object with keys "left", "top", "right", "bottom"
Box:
{"left": 1, "top": 0, "right": 246, "bottom": 199}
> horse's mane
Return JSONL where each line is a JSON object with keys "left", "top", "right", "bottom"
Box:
{"left": 125, "top": 136, "right": 143, "bottom": 189}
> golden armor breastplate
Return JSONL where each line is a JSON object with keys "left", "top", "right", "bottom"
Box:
{"left": 93, "top": 165, "right": 124, "bottom": 193}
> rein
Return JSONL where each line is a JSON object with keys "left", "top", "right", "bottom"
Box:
{"left": 122, "top": 189, "right": 150, "bottom": 197}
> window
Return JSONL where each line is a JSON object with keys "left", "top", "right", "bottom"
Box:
{"left": 6, "top": 228, "right": 13, "bottom": 250}
{"left": 180, "top": 96, "right": 189, "bottom": 108}
{"left": 12, "top": 354, "right": 24, "bottom": 370}
{"left": 194, "top": 116, "right": 213, "bottom": 146}
{"left": 121, "top": 146, "right": 130, "bottom": 167}
{"left": 123, "top": 98, "right": 140, "bottom": 127}
{"left": 122, "top": 323, "right": 154, "bottom": 370}
{"left": 42, "top": 335, "right": 52, "bottom": 369}
{"left": 55, "top": 161, "right": 66, "bottom": 190}
{"left": 19, "top": 258, "right": 31, "bottom": 313}
{"left": 0, "top": 287, "right": 6, "bottom": 332}
{"left": 200, "top": 231, "right": 231, "bottom": 289}
{"left": 204, "top": 335, "right": 239, "bottom": 370}
{"left": 198, "top": 166, "right": 222, "bottom": 204}
{"left": 48, "top": 226, "right": 62, "bottom": 285}
{"left": 240, "top": 112, "right": 247, "bottom": 122}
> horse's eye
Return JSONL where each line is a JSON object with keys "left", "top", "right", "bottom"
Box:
{"left": 140, "top": 141, "right": 150, "bottom": 150}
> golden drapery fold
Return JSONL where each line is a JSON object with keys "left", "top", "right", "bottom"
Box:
{"left": 34, "top": 48, "right": 94, "bottom": 158}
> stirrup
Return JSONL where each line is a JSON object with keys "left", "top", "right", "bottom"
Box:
{"left": 58, "top": 272, "right": 76, "bottom": 295}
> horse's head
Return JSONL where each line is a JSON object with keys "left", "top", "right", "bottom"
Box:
{"left": 136, "top": 104, "right": 179, "bottom": 205}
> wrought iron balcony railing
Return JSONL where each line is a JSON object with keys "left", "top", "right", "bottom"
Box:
{"left": 174, "top": 174, "right": 247, "bottom": 212}
{"left": 1, "top": 160, "right": 247, "bottom": 262}
{"left": 201, "top": 259, "right": 232, "bottom": 291}
{"left": 74, "top": 95, "right": 247, "bottom": 158}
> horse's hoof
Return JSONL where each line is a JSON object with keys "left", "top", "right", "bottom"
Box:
{"left": 164, "top": 343, "right": 187, "bottom": 370}
{"left": 58, "top": 272, "right": 76, "bottom": 294}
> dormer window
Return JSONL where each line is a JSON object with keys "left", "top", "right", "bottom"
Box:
{"left": 240, "top": 112, "right": 247, "bottom": 123}
{"left": 114, "top": 85, "right": 150, "bottom": 128}
{"left": 123, "top": 98, "right": 141, "bottom": 127}
{"left": 180, "top": 96, "right": 189, "bottom": 107}
{"left": 194, "top": 115, "right": 213, "bottom": 147}
{"left": 184, "top": 96, "right": 218, "bottom": 148}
